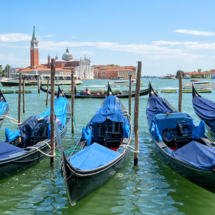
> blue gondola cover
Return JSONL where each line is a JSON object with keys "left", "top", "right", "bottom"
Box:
{"left": 173, "top": 141, "right": 215, "bottom": 170}
{"left": 5, "top": 97, "right": 67, "bottom": 147}
{"left": 0, "top": 141, "right": 26, "bottom": 160}
{"left": 88, "top": 96, "right": 129, "bottom": 126}
{"left": 69, "top": 143, "right": 120, "bottom": 170}
{"left": 193, "top": 97, "right": 215, "bottom": 132}
{"left": 146, "top": 97, "right": 174, "bottom": 127}
{"left": 150, "top": 112, "right": 205, "bottom": 141}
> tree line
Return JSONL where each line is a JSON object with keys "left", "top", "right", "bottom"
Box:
{"left": 0, "top": 64, "right": 11, "bottom": 77}
{"left": 176, "top": 68, "right": 210, "bottom": 78}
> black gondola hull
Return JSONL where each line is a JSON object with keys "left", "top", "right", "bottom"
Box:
{"left": 40, "top": 86, "right": 148, "bottom": 99}
{"left": 150, "top": 132, "right": 215, "bottom": 193}
{"left": 0, "top": 125, "right": 68, "bottom": 180}
{"left": 62, "top": 149, "right": 129, "bottom": 206}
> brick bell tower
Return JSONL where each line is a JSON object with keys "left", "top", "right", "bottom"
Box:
{"left": 30, "top": 26, "right": 39, "bottom": 69}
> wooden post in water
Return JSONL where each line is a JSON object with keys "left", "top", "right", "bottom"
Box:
{"left": 50, "top": 59, "right": 55, "bottom": 164}
{"left": 38, "top": 75, "right": 40, "bottom": 94}
{"left": 128, "top": 73, "right": 132, "bottom": 116}
{"left": 46, "top": 79, "right": 49, "bottom": 105}
{"left": 71, "top": 73, "right": 74, "bottom": 133}
{"left": 178, "top": 71, "right": 182, "bottom": 112}
{"left": 18, "top": 73, "right": 22, "bottom": 124}
{"left": 23, "top": 78, "right": 25, "bottom": 113}
{"left": 134, "top": 61, "right": 141, "bottom": 166}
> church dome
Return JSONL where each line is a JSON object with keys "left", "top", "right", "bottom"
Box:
{"left": 62, "top": 48, "right": 73, "bottom": 61}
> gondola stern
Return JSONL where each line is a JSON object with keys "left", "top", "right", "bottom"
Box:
{"left": 148, "top": 81, "right": 158, "bottom": 97}
{"left": 192, "top": 82, "right": 201, "bottom": 98}
{"left": 107, "top": 82, "right": 114, "bottom": 96}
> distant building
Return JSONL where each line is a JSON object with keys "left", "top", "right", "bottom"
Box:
{"left": 94, "top": 65, "right": 136, "bottom": 79}
{"left": 16, "top": 27, "right": 94, "bottom": 79}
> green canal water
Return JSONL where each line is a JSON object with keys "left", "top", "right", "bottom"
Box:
{"left": 1, "top": 79, "right": 215, "bottom": 215}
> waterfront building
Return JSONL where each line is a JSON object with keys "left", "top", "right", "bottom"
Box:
{"left": 94, "top": 65, "right": 136, "bottom": 79}
{"left": 15, "top": 27, "right": 94, "bottom": 79}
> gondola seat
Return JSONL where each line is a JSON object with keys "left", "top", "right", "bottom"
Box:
{"left": 151, "top": 112, "right": 206, "bottom": 146}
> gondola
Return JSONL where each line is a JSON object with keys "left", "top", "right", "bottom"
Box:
{"left": 0, "top": 90, "right": 9, "bottom": 129}
{"left": 146, "top": 82, "right": 215, "bottom": 193}
{"left": 192, "top": 84, "right": 215, "bottom": 139}
{"left": 0, "top": 87, "right": 70, "bottom": 180}
{"left": 40, "top": 85, "right": 148, "bottom": 99}
{"left": 55, "top": 85, "right": 132, "bottom": 206}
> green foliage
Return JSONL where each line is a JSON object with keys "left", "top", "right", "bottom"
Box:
{"left": 1, "top": 90, "right": 14, "bottom": 94}
{"left": 108, "top": 64, "right": 120, "bottom": 67}
{"left": 176, "top": 70, "right": 184, "bottom": 78}
{"left": 161, "top": 90, "right": 177, "bottom": 93}
{"left": 183, "top": 90, "right": 211, "bottom": 93}
{"left": 15, "top": 90, "right": 32, "bottom": 93}
{"left": 3, "top": 64, "right": 11, "bottom": 77}
{"left": 25, "top": 66, "right": 31, "bottom": 68}
{"left": 198, "top": 68, "right": 202, "bottom": 74}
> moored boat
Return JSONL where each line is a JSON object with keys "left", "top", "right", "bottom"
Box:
{"left": 0, "top": 87, "right": 70, "bottom": 180}
{"left": 40, "top": 85, "right": 149, "bottom": 99}
{"left": 183, "top": 80, "right": 215, "bottom": 89}
{"left": 192, "top": 84, "right": 215, "bottom": 138}
{"left": 0, "top": 90, "right": 9, "bottom": 129}
{"left": 56, "top": 85, "right": 132, "bottom": 205}
{"left": 107, "top": 79, "right": 143, "bottom": 87}
{"left": 146, "top": 82, "right": 215, "bottom": 193}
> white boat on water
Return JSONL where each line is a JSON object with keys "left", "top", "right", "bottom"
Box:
{"left": 40, "top": 75, "right": 82, "bottom": 85}
{"left": 106, "top": 79, "right": 143, "bottom": 87}
{"left": 0, "top": 74, "right": 82, "bottom": 87}
{"left": 183, "top": 80, "right": 215, "bottom": 89}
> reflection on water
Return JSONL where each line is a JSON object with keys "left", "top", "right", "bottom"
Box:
{"left": 0, "top": 79, "right": 215, "bottom": 214}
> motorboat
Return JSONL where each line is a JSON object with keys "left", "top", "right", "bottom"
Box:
{"left": 0, "top": 74, "right": 82, "bottom": 87}
{"left": 184, "top": 75, "right": 191, "bottom": 79}
{"left": 107, "top": 79, "right": 143, "bottom": 87}
{"left": 183, "top": 80, "right": 215, "bottom": 89}
{"left": 41, "top": 75, "right": 82, "bottom": 86}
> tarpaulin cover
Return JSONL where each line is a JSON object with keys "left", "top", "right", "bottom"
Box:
{"left": 173, "top": 141, "right": 215, "bottom": 170}
{"left": 193, "top": 96, "right": 215, "bottom": 132}
{"left": 39, "top": 97, "right": 68, "bottom": 126}
{"left": 5, "top": 128, "right": 21, "bottom": 142}
{"left": 151, "top": 113, "right": 206, "bottom": 141}
{"left": 123, "top": 124, "right": 130, "bottom": 138}
{"left": 82, "top": 127, "right": 92, "bottom": 146}
{"left": 88, "top": 95, "right": 129, "bottom": 126}
{"left": 0, "top": 102, "right": 7, "bottom": 116}
{"left": 0, "top": 141, "right": 26, "bottom": 160}
{"left": 69, "top": 142, "right": 120, "bottom": 170}
{"left": 5, "top": 97, "right": 66, "bottom": 147}
{"left": 146, "top": 97, "right": 174, "bottom": 127}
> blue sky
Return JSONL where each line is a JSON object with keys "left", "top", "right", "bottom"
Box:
{"left": 0, "top": 0, "right": 215, "bottom": 75}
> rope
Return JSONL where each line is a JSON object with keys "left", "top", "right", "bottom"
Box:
{"left": 69, "top": 116, "right": 76, "bottom": 126}
{"left": 26, "top": 146, "right": 55, "bottom": 157}
{"left": 119, "top": 144, "right": 139, "bottom": 153}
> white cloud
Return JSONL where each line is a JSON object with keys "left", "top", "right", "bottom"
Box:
{"left": 0, "top": 33, "right": 31, "bottom": 42}
{"left": 174, "top": 29, "right": 215, "bottom": 36}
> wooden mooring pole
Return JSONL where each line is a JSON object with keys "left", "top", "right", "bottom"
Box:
{"left": 134, "top": 61, "right": 141, "bottom": 166}
{"left": 178, "top": 71, "right": 182, "bottom": 112}
{"left": 23, "top": 78, "right": 25, "bottom": 113}
{"left": 128, "top": 73, "right": 132, "bottom": 116}
{"left": 18, "top": 73, "right": 21, "bottom": 124}
{"left": 46, "top": 79, "right": 49, "bottom": 105}
{"left": 71, "top": 73, "right": 74, "bottom": 133}
{"left": 38, "top": 75, "right": 40, "bottom": 94}
{"left": 50, "top": 59, "right": 55, "bottom": 164}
